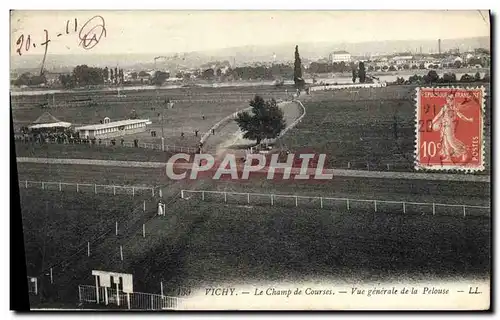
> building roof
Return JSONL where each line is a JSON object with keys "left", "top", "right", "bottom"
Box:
{"left": 392, "top": 56, "right": 414, "bottom": 60}
{"left": 75, "top": 119, "right": 151, "bottom": 131}
{"left": 29, "top": 122, "right": 72, "bottom": 129}
{"left": 332, "top": 50, "right": 350, "bottom": 54}
{"left": 32, "top": 112, "right": 64, "bottom": 124}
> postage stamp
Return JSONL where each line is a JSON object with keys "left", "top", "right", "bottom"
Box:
{"left": 415, "top": 87, "right": 485, "bottom": 172}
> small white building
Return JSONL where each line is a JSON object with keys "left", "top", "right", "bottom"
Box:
{"left": 330, "top": 51, "right": 351, "bottom": 63}
{"left": 75, "top": 117, "right": 152, "bottom": 139}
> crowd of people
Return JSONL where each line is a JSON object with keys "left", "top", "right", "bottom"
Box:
{"left": 16, "top": 128, "right": 141, "bottom": 147}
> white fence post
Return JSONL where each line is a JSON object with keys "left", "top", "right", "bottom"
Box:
{"left": 181, "top": 190, "right": 184, "bottom": 199}
{"left": 95, "top": 277, "right": 100, "bottom": 304}
{"left": 115, "top": 221, "right": 118, "bottom": 236}
{"left": 152, "top": 188, "right": 155, "bottom": 197}
{"left": 143, "top": 224, "right": 145, "bottom": 238}
{"left": 346, "top": 199, "right": 350, "bottom": 211}
{"left": 247, "top": 193, "right": 250, "bottom": 204}
{"left": 374, "top": 200, "right": 377, "bottom": 212}
{"left": 116, "top": 283, "right": 120, "bottom": 306}
{"left": 132, "top": 187, "right": 135, "bottom": 197}
{"left": 25, "top": 180, "right": 28, "bottom": 188}
{"left": 463, "top": 205, "right": 466, "bottom": 217}
{"left": 403, "top": 202, "right": 406, "bottom": 214}
{"left": 78, "top": 286, "right": 82, "bottom": 303}
{"left": 76, "top": 183, "right": 79, "bottom": 193}
{"left": 271, "top": 194, "right": 274, "bottom": 206}
{"left": 143, "top": 200, "right": 146, "bottom": 212}
{"left": 120, "top": 245, "right": 123, "bottom": 261}
{"left": 59, "top": 182, "right": 62, "bottom": 192}
{"left": 295, "top": 196, "right": 298, "bottom": 207}
{"left": 224, "top": 192, "right": 227, "bottom": 203}
{"left": 113, "top": 186, "right": 116, "bottom": 195}
{"left": 94, "top": 184, "right": 97, "bottom": 194}
{"left": 432, "top": 203, "right": 436, "bottom": 215}
{"left": 41, "top": 182, "right": 44, "bottom": 190}
{"left": 202, "top": 191, "right": 205, "bottom": 201}
{"left": 87, "top": 241, "right": 90, "bottom": 257}
{"left": 105, "top": 287, "right": 109, "bottom": 305}
{"left": 320, "top": 197, "right": 323, "bottom": 209}
{"left": 127, "top": 293, "right": 131, "bottom": 310}
{"left": 50, "top": 267, "right": 53, "bottom": 284}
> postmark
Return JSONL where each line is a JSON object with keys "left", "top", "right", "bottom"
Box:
{"left": 415, "top": 87, "right": 485, "bottom": 172}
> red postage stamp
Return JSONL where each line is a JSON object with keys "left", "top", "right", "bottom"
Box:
{"left": 415, "top": 87, "right": 485, "bottom": 171}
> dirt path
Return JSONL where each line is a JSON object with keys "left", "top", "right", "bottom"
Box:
{"left": 203, "top": 101, "right": 303, "bottom": 158}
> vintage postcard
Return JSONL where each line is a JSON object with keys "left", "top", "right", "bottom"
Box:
{"left": 10, "top": 10, "right": 491, "bottom": 311}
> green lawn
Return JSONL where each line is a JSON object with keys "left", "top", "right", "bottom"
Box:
{"left": 117, "top": 200, "right": 491, "bottom": 294}
{"left": 282, "top": 85, "right": 491, "bottom": 172}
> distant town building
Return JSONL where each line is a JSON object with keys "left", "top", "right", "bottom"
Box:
{"left": 75, "top": 117, "right": 152, "bottom": 139}
{"left": 44, "top": 72, "right": 65, "bottom": 86}
{"left": 391, "top": 56, "right": 414, "bottom": 66}
{"left": 330, "top": 51, "right": 351, "bottom": 63}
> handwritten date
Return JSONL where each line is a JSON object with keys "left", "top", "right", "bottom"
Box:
{"left": 14, "top": 15, "right": 106, "bottom": 75}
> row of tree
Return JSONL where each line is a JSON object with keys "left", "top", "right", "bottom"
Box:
{"left": 12, "top": 73, "right": 46, "bottom": 86}
{"left": 59, "top": 65, "right": 125, "bottom": 88}
{"left": 395, "top": 71, "right": 490, "bottom": 85}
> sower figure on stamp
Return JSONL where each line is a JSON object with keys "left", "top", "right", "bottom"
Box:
{"left": 432, "top": 93, "right": 474, "bottom": 162}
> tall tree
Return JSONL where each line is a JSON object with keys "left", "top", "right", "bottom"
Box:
{"left": 114, "top": 67, "right": 118, "bottom": 84}
{"left": 358, "top": 62, "right": 366, "bottom": 83}
{"left": 293, "top": 45, "right": 305, "bottom": 89}
{"left": 352, "top": 68, "right": 357, "bottom": 83}
{"left": 119, "top": 69, "right": 124, "bottom": 83}
{"left": 152, "top": 71, "right": 169, "bottom": 86}
{"left": 103, "top": 67, "right": 109, "bottom": 83}
{"left": 235, "top": 95, "right": 286, "bottom": 145}
{"left": 110, "top": 69, "right": 114, "bottom": 84}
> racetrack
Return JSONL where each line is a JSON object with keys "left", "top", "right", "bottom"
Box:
{"left": 16, "top": 157, "right": 491, "bottom": 183}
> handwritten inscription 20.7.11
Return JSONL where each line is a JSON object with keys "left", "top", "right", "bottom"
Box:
{"left": 15, "top": 15, "right": 107, "bottom": 55}
{"left": 14, "top": 15, "right": 106, "bottom": 73}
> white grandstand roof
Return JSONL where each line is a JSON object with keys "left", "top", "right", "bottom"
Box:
{"left": 75, "top": 119, "right": 151, "bottom": 131}
{"left": 29, "top": 122, "right": 72, "bottom": 129}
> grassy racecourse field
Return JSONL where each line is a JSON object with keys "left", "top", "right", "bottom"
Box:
{"left": 14, "top": 83, "right": 491, "bottom": 308}
{"left": 20, "top": 185, "right": 490, "bottom": 307}
{"left": 282, "top": 84, "right": 491, "bottom": 172}
{"left": 12, "top": 86, "right": 288, "bottom": 147}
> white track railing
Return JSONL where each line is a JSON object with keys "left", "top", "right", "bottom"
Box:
{"left": 21, "top": 140, "right": 197, "bottom": 153}
{"left": 78, "top": 285, "right": 180, "bottom": 310}
{"left": 19, "top": 180, "right": 157, "bottom": 197}
{"left": 309, "top": 82, "right": 386, "bottom": 92}
{"left": 180, "top": 189, "right": 490, "bottom": 217}
{"left": 262, "top": 100, "right": 306, "bottom": 146}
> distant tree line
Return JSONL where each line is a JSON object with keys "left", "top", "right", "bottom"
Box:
{"left": 307, "top": 61, "right": 355, "bottom": 74}
{"left": 12, "top": 72, "right": 46, "bottom": 86}
{"left": 394, "top": 71, "right": 490, "bottom": 85}
{"left": 55, "top": 65, "right": 126, "bottom": 88}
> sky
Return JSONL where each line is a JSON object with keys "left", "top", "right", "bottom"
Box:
{"left": 10, "top": 10, "right": 490, "bottom": 56}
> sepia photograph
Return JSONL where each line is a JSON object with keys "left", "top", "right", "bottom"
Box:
{"left": 9, "top": 9, "right": 491, "bottom": 311}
